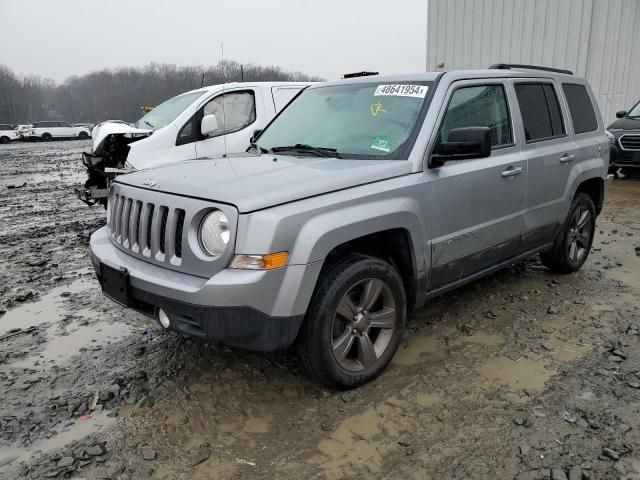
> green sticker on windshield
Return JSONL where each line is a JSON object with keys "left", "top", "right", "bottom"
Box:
{"left": 371, "top": 136, "right": 393, "bottom": 153}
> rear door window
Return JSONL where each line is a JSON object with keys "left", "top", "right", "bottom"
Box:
{"left": 562, "top": 84, "right": 598, "bottom": 134}
{"left": 514, "top": 83, "right": 566, "bottom": 142}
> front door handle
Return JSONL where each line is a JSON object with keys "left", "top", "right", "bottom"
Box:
{"left": 501, "top": 166, "right": 523, "bottom": 178}
{"left": 560, "top": 154, "right": 576, "bottom": 163}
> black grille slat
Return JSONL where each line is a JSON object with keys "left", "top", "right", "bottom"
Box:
{"left": 159, "top": 207, "right": 169, "bottom": 254}
{"left": 134, "top": 201, "right": 143, "bottom": 247}
{"left": 174, "top": 210, "right": 185, "bottom": 258}
{"left": 146, "top": 204, "right": 155, "bottom": 251}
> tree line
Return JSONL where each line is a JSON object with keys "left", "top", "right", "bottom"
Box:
{"left": 0, "top": 61, "right": 323, "bottom": 125}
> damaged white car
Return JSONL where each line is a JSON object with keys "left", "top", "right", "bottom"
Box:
{"left": 77, "top": 82, "right": 313, "bottom": 206}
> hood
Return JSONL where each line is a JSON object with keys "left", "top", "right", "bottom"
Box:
{"left": 91, "top": 122, "right": 151, "bottom": 153}
{"left": 608, "top": 116, "right": 640, "bottom": 131}
{"left": 116, "top": 154, "right": 412, "bottom": 213}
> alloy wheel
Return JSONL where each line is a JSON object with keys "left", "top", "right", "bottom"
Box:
{"left": 331, "top": 278, "right": 397, "bottom": 372}
{"left": 567, "top": 206, "right": 592, "bottom": 263}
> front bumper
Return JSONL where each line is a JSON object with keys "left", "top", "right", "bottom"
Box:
{"left": 90, "top": 226, "right": 321, "bottom": 351}
{"left": 610, "top": 143, "right": 640, "bottom": 168}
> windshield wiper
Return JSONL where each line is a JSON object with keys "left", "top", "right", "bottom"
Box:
{"left": 271, "top": 144, "right": 340, "bottom": 158}
{"left": 144, "top": 120, "right": 155, "bottom": 129}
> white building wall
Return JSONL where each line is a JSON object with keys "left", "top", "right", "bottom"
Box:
{"left": 426, "top": 0, "right": 640, "bottom": 122}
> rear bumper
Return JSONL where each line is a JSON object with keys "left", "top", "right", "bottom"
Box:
{"left": 90, "top": 226, "right": 320, "bottom": 351}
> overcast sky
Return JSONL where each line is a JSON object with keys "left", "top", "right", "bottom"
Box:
{"left": 2, "top": 0, "right": 428, "bottom": 82}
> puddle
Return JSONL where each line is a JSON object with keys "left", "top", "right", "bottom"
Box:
{"left": 313, "top": 408, "right": 393, "bottom": 480}
{"left": 547, "top": 337, "right": 591, "bottom": 362}
{"left": 9, "top": 320, "right": 132, "bottom": 370}
{"left": 456, "top": 331, "right": 506, "bottom": 346}
{"left": 393, "top": 334, "right": 449, "bottom": 366}
{"left": 0, "top": 412, "right": 114, "bottom": 465}
{"left": 191, "top": 459, "right": 238, "bottom": 480}
{"left": 477, "top": 355, "right": 555, "bottom": 392}
{"left": 590, "top": 303, "right": 616, "bottom": 312}
{"left": 243, "top": 415, "right": 272, "bottom": 434}
{"left": 0, "top": 276, "right": 94, "bottom": 335}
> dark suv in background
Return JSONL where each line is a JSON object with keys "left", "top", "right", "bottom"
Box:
{"left": 607, "top": 100, "right": 640, "bottom": 175}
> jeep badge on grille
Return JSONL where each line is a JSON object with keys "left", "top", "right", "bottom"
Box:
{"left": 142, "top": 179, "right": 158, "bottom": 188}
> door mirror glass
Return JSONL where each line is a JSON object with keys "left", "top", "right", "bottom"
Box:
{"left": 616, "top": 110, "right": 627, "bottom": 119}
{"left": 200, "top": 114, "right": 219, "bottom": 137}
{"left": 434, "top": 127, "right": 492, "bottom": 161}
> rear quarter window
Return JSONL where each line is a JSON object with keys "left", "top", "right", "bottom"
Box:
{"left": 562, "top": 84, "right": 598, "bottom": 134}
{"left": 515, "top": 82, "right": 566, "bottom": 142}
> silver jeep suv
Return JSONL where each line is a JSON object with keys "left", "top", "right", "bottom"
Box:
{"left": 90, "top": 65, "right": 610, "bottom": 389}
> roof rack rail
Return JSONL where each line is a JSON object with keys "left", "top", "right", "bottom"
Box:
{"left": 489, "top": 63, "right": 573, "bottom": 75}
{"left": 342, "top": 71, "right": 379, "bottom": 79}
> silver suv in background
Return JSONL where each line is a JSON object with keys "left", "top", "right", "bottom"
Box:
{"left": 90, "top": 65, "right": 610, "bottom": 389}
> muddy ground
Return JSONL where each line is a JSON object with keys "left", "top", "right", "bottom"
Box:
{"left": 0, "top": 140, "right": 639, "bottom": 480}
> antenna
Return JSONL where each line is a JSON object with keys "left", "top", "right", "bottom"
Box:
{"left": 221, "top": 42, "right": 227, "bottom": 157}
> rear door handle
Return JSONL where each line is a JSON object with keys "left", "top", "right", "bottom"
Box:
{"left": 560, "top": 154, "right": 576, "bottom": 163}
{"left": 501, "top": 167, "right": 523, "bottom": 178}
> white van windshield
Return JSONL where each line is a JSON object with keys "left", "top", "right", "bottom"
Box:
{"left": 134, "top": 91, "right": 206, "bottom": 130}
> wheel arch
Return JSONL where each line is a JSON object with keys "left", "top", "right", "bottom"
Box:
{"left": 575, "top": 177, "right": 604, "bottom": 215}
{"left": 285, "top": 198, "right": 429, "bottom": 313}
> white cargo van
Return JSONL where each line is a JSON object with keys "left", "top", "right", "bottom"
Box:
{"left": 77, "top": 82, "right": 313, "bottom": 205}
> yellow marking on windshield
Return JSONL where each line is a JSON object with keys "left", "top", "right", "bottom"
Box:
{"left": 370, "top": 99, "right": 386, "bottom": 117}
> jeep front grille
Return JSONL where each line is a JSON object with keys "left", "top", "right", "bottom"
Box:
{"left": 619, "top": 134, "right": 640, "bottom": 151}
{"left": 110, "top": 193, "right": 186, "bottom": 262}
{"left": 107, "top": 183, "right": 237, "bottom": 279}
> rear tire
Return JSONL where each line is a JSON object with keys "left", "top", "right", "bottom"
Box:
{"left": 0, "top": 136, "right": 9, "bottom": 144}
{"left": 79, "top": 131, "right": 89, "bottom": 139}
{"left": 541, "top": 193, "right": 596, "bottom": 273}
{"left": 297, "top": 255, "right": 406, "bottom": 389}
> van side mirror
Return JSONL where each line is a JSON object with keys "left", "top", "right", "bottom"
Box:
{"left": 200, "top": 114, "right": 219, "bottom": 137}
{"left": 430, "top": 127, "right": 492, "bottom": 168}
{"left": 616, "top": 110, "right": 627, "bottom": 119}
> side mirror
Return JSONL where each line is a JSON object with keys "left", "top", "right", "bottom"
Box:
{"left": 616, "top": 110, "right": 627, "bottom": 119}
{"left": 200, "top": 114, "right": 219, "bottom": 137}
{"left": 250, "top": 129, "right": 263, "bottom": 144}
{"left": 431, "top": 127, "right": 492, "bottom": 168}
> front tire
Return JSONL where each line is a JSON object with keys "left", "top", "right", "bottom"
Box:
{"left": 297, "top": 255, "right": 406, "bottom": 389}
{"left": 79, "top": 131, "right": 89, "bottom": 139}
{"left": 0, "top": 136, "right": 9, "bottom": 144}
{"left": 41, "top": 133, "right": 52, "bottom": 141}
{"left": 541, "top": 193, "right": 596, "bottom": 273}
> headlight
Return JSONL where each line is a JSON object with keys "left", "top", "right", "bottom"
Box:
{"left": 199, "top": 210, "right": 230, "bottom": 257}
{"left": 605, "top": 130, "right": 616, "bottom": 144}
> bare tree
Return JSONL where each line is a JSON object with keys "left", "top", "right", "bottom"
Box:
{"left": 0, "top": 61, "right": 323, "bottom": 124}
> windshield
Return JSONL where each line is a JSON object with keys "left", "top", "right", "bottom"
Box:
{"left": 257, "top": 82, "right": 432, "bottom": 159}
{"left": 133, "top": 90, "right": 206, "bottom": 130}
{"left": 628, "top": 101, "right": 640, "bottom": 118}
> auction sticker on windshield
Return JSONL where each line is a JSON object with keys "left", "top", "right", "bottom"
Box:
{"left": 374, "top": 84, "right": 428, "bottom": 98}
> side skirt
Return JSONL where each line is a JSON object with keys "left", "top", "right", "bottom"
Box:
{"left": 423, "top": 243, "right": 553, "bottom": 302}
